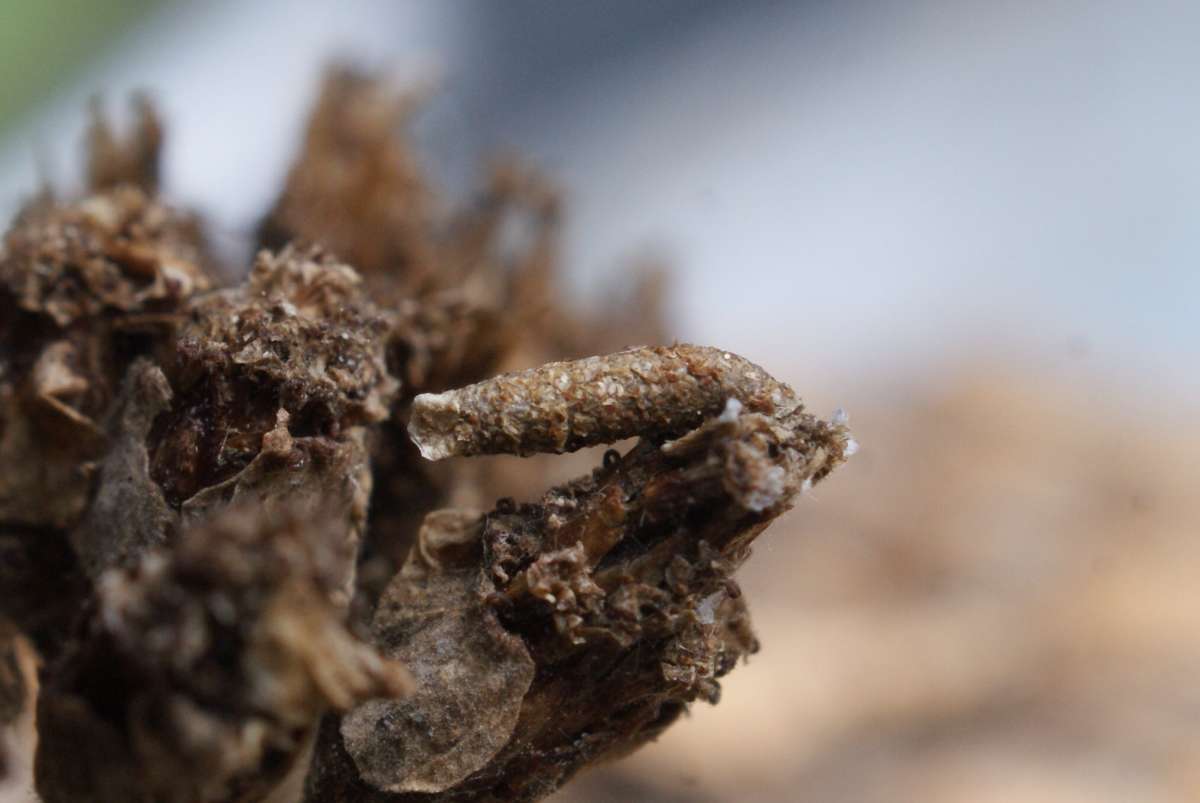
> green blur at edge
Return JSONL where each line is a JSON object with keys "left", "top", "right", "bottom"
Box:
{"left": 0, "top": 0, "right": 164, "bottom": 134}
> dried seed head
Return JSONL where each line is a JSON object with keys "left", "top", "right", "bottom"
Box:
{"left": 408, "top": 343, "right": 835, "bottom": 461}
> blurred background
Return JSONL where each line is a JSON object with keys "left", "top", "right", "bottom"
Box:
{"left": 1, "top": 1, "right": 1198, "bottom": 801}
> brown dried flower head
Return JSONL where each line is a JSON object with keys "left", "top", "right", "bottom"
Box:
{"left": 0, "top": 71, "right": 852, "bottom": 803}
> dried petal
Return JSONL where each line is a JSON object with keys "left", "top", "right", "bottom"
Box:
{"left": 340, "top": 565, "right": 534, "bottom": 794}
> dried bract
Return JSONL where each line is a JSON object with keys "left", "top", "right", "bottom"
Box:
{"left": 73, "top": 359, "right": 176, "bottom": 578}
{"left": 148, "top": 248, "right": 391, "bottom": 488}
{"left": 341, "top": 554, "right": 534, "bottom": 794}
{"left": 147, "top": 246, "right": 397, "bottom": 600}
{"left": 257, "top": 65, "right": 434, "bottom": 283}
{"left": 35, "top": 506, "right": 411, "bottom": 803}
{"left": 87, "top": 93, "right": 164, "bottom": 194}
{"left": 170, "top": 245, "right": 396, "bottom": 428}
{"left": 0, "top": 185, "right": 211, "bottom": 529}
{"left": 1, "top": 185, "right": 208, "bottom": 328}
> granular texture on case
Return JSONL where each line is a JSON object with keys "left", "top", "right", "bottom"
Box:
{"left": 408, "top": 344, "right": 816, "bottom": 460}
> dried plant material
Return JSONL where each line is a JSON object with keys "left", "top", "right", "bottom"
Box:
{"left": 305, "top": 348, "right": 850, "bottom": 801}
{"left": 0, "top": 624, "right": 24, "bottom": 782}
{"left": 144, "top": 245, "right": 397, "bottom": 603}
{"left": 73, "top": 359, "right": 177, "bottom": 578}
{"left": 389, "top": 291, "right": 511, "bottom": 401}
{"left": 166, "top": 245, "right": 396, "bottom": 433}
{"left": 0, "top": 363, "right": 102, "bottom": 529}
{"left": 341, "top": 540, "right": 535, "bottom": 794}
{"left": 0, "top": 526, "right": 88, "bottom": 658}
{"left": 180, "top": 420, "right": 373, "bottom": 608}
{"left": 87, "top": 93, "right": 164, "bottom": 194}
{"left": 0, "top": 178, "right": 215, "bottom": 714}
{"left": 257, "top": 65, "right": 435, "bottom": 283}
{"left": 1, "top": 185, "right": 209, "bottom": 328}
{"left": 36, "top": 506, "right": 411, "bottom": 803}
{"left": 1, "top": 75, "right": 849, "bottom": 803}
{"left": 148, "top": 247, "right": 393, "bottom": 499}
{"left": 0, "top": 184, "right": 212, "bottom": 529}
{"left": 0, "top": 627, "right": 24, "bottom": 729}
{"left": 260, "top": 68, "right": 673, "bottom": 604}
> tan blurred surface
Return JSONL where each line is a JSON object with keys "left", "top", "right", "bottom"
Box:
{"left": 555, "top": 367, "right": 1200, "bottom": 803}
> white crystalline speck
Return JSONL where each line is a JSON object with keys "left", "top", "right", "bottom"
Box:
{"left": 697, "top": 592, "right": 723, "bottom": 624}
{"left": 718, "top": 398, "right": 743, "bottom": 423}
